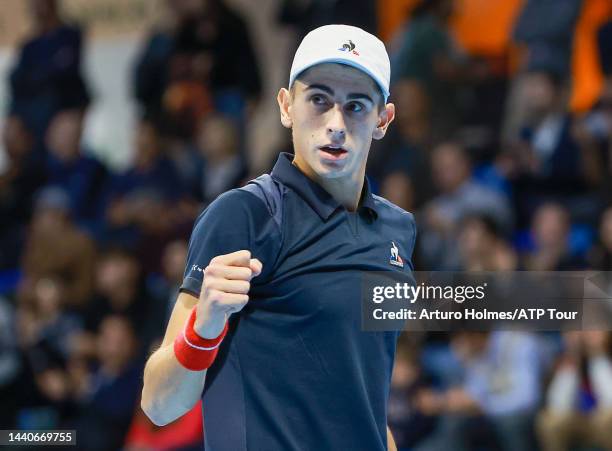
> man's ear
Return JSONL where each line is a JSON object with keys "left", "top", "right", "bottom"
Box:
{"left": 277, "top": 88, "right": 293, "bottom": 129}
{"left": 372, "top": 103, "right": 395, "bottom": 140}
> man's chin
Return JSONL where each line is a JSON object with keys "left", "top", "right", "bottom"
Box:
{"left": 314, "top": 161, "right": 350, "bottom": 179}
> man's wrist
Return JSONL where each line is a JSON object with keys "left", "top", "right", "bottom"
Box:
{"left": 174, "top": 307, "right": 228, "bottom": 371}
{"left": 193, "top": 309, "right": 227, "bottom": 339}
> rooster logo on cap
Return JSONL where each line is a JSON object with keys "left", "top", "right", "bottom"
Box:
{"left": 338, "top": 40, "right": 359, "bottom": 56}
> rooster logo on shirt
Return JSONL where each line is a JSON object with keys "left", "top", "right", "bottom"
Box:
{"left": 390, "top": 242, "right": 404, "bottom": 268}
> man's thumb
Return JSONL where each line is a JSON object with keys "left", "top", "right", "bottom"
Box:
{"left": 249, "top": 258, "right": 263, "bottom": 278}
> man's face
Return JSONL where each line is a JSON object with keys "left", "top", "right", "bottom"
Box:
{"left": 278, "top": 63, "right": 393, "bottom": 181}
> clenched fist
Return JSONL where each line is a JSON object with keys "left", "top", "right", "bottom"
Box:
{"left": 193, "top": 250, "right": 262, "bottom": 338}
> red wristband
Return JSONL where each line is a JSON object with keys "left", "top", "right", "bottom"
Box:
{"left": 174, "top": 307, "right": 229, "bottom": 371}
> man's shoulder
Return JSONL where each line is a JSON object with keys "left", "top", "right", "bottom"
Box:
{"left": 204, "top": 174, "right": 284, "bottom": 228}
{"left": 237, "top": 174, "right": 284, "bottom": 226}
{"left": 372, "top": 194, "right": 415, "bottom": 223}
{"left": 185, "top": 178, "right": 284, "bottom": 285}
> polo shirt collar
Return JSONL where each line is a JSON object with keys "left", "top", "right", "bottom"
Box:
{"left": 271, "top": 152, "right": 378, "bottom": 221}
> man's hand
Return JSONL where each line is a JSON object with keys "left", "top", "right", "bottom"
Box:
{"left": 193, "top": 250, "right": 262, "bottom": 339}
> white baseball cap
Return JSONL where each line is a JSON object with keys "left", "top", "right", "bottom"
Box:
{"left": 289, "top": 24, "right": 391, "bottom": 102}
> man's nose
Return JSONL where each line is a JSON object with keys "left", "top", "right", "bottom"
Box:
{"left": 326, "top": 105, "right": 346, "bottom": 141}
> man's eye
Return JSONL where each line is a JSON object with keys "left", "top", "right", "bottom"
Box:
{"left": 311, "top": 95, "right": 327, "bottom": 105}
{"left": 346, "top": 102, "right": 364, "bottom": 113}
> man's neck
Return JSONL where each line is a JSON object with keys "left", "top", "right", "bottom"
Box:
{"left": 292, "top": 158, "right": 365, "bottom": 212}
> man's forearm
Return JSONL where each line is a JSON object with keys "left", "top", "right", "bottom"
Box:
{"left": 387, "top": 425, "right": 397, "bottom": 451}
{"left": 141, "top": 344, "right": 207, "bottom": 426}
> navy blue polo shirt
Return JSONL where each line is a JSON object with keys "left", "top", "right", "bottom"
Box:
{"left": 181, "top": 152, "right": 417, "bottom": 451}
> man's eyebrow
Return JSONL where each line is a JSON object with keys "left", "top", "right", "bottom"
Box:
{"left": 304, "top": 84, "right": 334, "bottom": 95}
{"left": 304, "top": 84, "right": 374, "bottom": 104}
{"left": 347, "top": 93, "right": 374, "bottom": 104}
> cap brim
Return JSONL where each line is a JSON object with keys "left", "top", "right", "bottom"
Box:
{"left": 289, "top": 58, "right": 390, "bottom": 102}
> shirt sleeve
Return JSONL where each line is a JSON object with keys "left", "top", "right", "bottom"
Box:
{"left": 180, "top": 188, "right": 282, "bottom": 297}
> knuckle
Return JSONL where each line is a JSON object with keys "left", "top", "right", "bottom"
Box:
{"left": 206, "top": 289, "right": 221, "bottom": 302}
{"left": 215, "top": 291, "right": 229, "bottom": 302}
{"left": 236, "top": 267, "right": 252, "bottom": 280}
{"left": 203, "top": 265, "right": 215, "bottom": 276}
{"left": 236, "top": 268, "right": 248, "bottom": 278}
{"left": 202, "top": 277, "right": 215, "bottom": 290}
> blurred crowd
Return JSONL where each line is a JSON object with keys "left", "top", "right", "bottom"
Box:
{"left": 0, "top": 0, "right": 612, "bottom": 450}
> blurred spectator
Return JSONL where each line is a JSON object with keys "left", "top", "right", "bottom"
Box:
{"left": 392, "top": 0, "right": 485, "bottom": 137}
{"left": 537, "top": 331, "right": 612, "bottom": 451}
{"left": 44, "top": 108, "right": 108, "bottom": 235}
{"left": 444, "top": 1, "right": 520, "bottom": 158}
{"left": 418, "top": 142, "right": 512, "bottom": 269}
{"left": 589, "top": 205, "right": 612, "bottom": 270}
{"left": 133, "top": 0, "right": 261, "bottom": 138}
{"left": 387, "top": 335, "right": 437, "bottom": 450}
{"left": 17, "top": 278, "right": 83, "bottom": 420}
{"left": 72, "top": 315, "right": 143, "bottom": 451}
{"left": 457, "top": 214, "right": 518, "bottom": 271}
{"left": 169, "top": 114, "right": 247, "bottom": 206}
{"left": 0, "top": 296, "right": 21, "bottom": 428}
{"left": 148, "top": 239, "right": 189, "bottom": 327}
{"left": 104, "top": 116, "right": 188, "bottom": 262}
{"left": 20, "top": 187, "right": 96, "bottom": 308}
{"left": 380, "top": 171, "right": 416, "bottom": 214}
{"left": 370, "top": 83, "right": 434, "bottom": 209}
{"left": 9, "top": 0, "right": 90, "bottom": 141}
{"left": 392, "top": 0, "right": 457, "bottom": 84}
{"left": 415, "top": 331, "right": 542, "bottom": 451}
{"left": 132, "top": 0, "right": 203, "bottom": 125}
{"left": 575, "top": 19, "right": 612, "bottom": 202}
{"left": 512, "top": 0, "right": 582, "bottom": 77}
{"left": 505, "top": 70, "right": 601, "bottom": 225}
{"left": 278, "top": 0, "right": 378, "bottom": 40}
{"left": 524, "top": 203, "right": 588, "bottom": 271}
{"left": 83, "top": 248, "right": 144, "bottom": 331}
{"left": 0, "top": 115, "right": 46, "bottom": 269}
{"left": 80, "top": 248, "right": 166, "bottom": 352}
{"left": 193, "top": 114, "right": 247, "bottom": 205}
{"left": 19, "top": 277, "right": 82, "bottom": 364}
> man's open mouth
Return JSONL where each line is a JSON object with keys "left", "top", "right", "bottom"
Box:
{"left": 319, "top": 146, "right": 348, "bottom": 160}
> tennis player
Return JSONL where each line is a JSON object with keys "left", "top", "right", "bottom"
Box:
{"left": 142, "top": 24, "right": 416, "bottom": 451}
